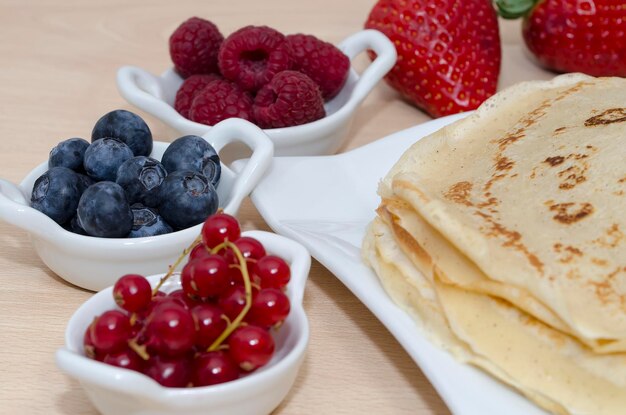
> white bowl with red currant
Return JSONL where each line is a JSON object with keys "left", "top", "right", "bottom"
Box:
{"left": 117, "top": 17, "right": 396, "bottom": 157}
{"left": 0, "top": 111, "right": 273, "bottom": 291}
{"left": 56, "top": 213, "right": 311, "bottom": 415}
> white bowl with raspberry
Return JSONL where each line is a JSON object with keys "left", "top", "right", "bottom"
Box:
{"left": 117, "top": 29, "right": 396, "bottom": 157}
{"left": 0, "top": 119, "right": 273, "bottom": 291}
{"left": 56, "top": 229, "right": 310, "bottom": 415}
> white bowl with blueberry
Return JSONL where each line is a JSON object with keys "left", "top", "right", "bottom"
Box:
{"left": 0, "top": 110, "right": 273, "bottom": 291}
{"left": 56, "top": 215, "right": 311, "bottom": 415}
{"left": 117, "top": 19, "right": 396, "bottom": 157}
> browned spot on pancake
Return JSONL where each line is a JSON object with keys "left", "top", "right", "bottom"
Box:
{"left": 548, "top": 202, "right": 594, "bottom": 224}
{"left": 544, "top": 156, "right": 565, "bottom": 166}
{"left": 586, "top": 145, "right": 596, "bottom": 150}
{"left": 590, "top": 280, "right": 613, "bottom": 305}
{"left": 566, "top": 269, "right": 582, "bottom": 280}
{"left": 554, "top": 81, "right": 592, "bottom": 102}
{"left": 619, "top": 176, "right": 626, "bottom": 184}
{"left": 530, "top": 168, "right": 537, "bottom": 179}
{"left": 584, "top": 108, "right": 626, "bottom": 126}
{"left": 510, "top": 173, "right": 518, "bottom": 178}
{"left": 592, "top": 258, "right": 609, "bottom": 267}
{"left": 495, "top": 156, "right": 515, "bottom": 172}
{"left": 444, "top": 181, "right": 474, "bottom": 207}
{"left": 590, "top": 268, "right": 626, "bottom": 306}
{"left": 557, "top": 163, "right": 588, "bottom": 190}
{"left": 494, "top": 99, "right": 553, "bottom": 151}
{"left": 565, "top": 246, "right": 583, "bottom": 256}
{"left": 558, "top": 246, "right": 584, "bottom": 264}
{"left": 571, "top": 153, "right": 589, "bottom": 160}
{"left": 554, "top": 244, "right": 584, "bottom": 263}
{"left": 554, "top": 126, "right": 567, "bottom": 134}
{"left": 593, "top": 224, "right": 624, "bottom": 248}
{"left": 615, "top": 190, "right": 625, "bottom": 196}
{"left": 477, "top": 197, "right": 499, "bottom": 209}
{"left": 484, "top": 174, "right": 507, "bottom": 191}
{"left": 474, "top": 211, "right": 544, "bottom": 274}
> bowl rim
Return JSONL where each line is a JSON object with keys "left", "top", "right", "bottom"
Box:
{"left": 116, "top": 29, "right": 397, "bottom": 148}
{"left": 56, "top": 230, "right": 311, "bottom": 403}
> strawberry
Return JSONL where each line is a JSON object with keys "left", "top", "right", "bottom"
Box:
{"left": 364, "top": 0, "right": 501, "bottom": 118}
{"left": 496, "top": 0, "right": 626, "bottom": 76}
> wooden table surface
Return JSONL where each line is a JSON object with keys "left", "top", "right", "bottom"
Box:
{"left": 0, "top": 1, "right": 554, "bottom": 414}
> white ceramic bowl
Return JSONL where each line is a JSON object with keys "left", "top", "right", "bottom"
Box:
{"left": 116, "top": 29, "right": 396, "bottom": 157}
{"left": 0, "top": 119, "right": 273, "bottom": 291}
{"left": 56, "top": 230, "right": 311, "bottom": 415}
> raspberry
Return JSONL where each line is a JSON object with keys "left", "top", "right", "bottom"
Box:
{"left": 174, "top": 74, "right": 222, "bottom": 119}
{"left": 189, "top": 79, "right": 254, "bottom": 126}
{"left": 218, "top": 26, "right": 291, "bottom": 92}
{"left": 169, "top": 17, "right": 224, "bottom": 78}
{"left": 286, "top": 34, "right": 350, "bottom": 100}
{"left": 253, "top": 70, "right": 325, "bottom": 129}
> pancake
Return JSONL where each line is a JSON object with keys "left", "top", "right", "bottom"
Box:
{"left": 378, "top": 194, "right": 626, "bottom": 353}
{"left": 382, "top": 74, "right": 626, "bottom": 344}
{"left": 363, "top": 74, "right": 626, "bottom": 414}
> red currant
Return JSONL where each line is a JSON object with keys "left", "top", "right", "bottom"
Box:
{"left": 113, "top": 274, "right": 152, "bottom": 313}
{"left": 201, "top": 213, "right": 241, "bottom": 249}
{"left": 103, "top": 347, "right": 144, "bottom": 372}
{"left": 192, "top": 351, "right": 239, "bottom": 386}
{"left": 246, "top": 288, "right": 291, "bottom": 328}
{"left": 83, "top": 321, "right": 102, "bottom": 361}
{"left": 253, "top": 255, "right": 290, "bottom": 289}
{"left": 191, "top": 304, "right": 227, "bottom": 348}
{"left": 168, "top": 289, "right": 201, "bottom": 310}
{"left": 189, "top": 243, "right": 211, "bottom": 262}
{"left": 224, "top": 236, "right": 266, "bottom": 263}
{"left": 186, "top": 255, "right": 230, "bottom": 298}
{"left": 146, "top": 303, "right": 195, "bottom": 356}
{"left": 91, "top": 310, "right": 131, "bottom": 354}
{"left": 228, "top": 325, "right": 275, "bottom": 372}
{"left": 218, "top": 285, "right": 257, "bottom": 321}
{"left": 226, "top": 258, "right": 255, "bottom": 286}
{"left": 144, "top": 354, "right": 192, "bottom": 387}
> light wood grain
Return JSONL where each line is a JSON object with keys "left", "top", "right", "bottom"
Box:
{"left": 0, "top": 1, "right": 553, "bottom": 414}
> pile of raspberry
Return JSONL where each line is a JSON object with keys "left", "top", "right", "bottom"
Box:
{"left": 169, "top": 17, "right": 350, "bottom": 129}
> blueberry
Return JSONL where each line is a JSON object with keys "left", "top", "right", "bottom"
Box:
{"left": 48, "top": 138, "right": 90, "bottom": 171}
{"left": 77, "top": 173, "right": 95, "bottom": 193}
{"left": 91, "top": 109, "right": 153, "bottom": 156}
{"left": 83, "top": 138, "right": 134, "bottom": 182}
{"left": 116, "top": 156, "right": 167, "bottom": 207}
{"left": 161, "top": 135, "right": 221, "bottom": 187}
{"left": 158, "top": 171, "right": 218, "bottom": 230}
{"left": 31, "top": 166, "right": 81, "bottom": 225}
{"left": 128, "top": 204, "right": 173, "bottom": 238}
{"left": 77, "top": 182, "right": 133, "bottom": 238}
{"left": 64, "top": 214, "right": 88, "bottom": 235}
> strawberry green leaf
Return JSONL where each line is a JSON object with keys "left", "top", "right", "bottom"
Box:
{"left": 495, "top": 0, "right": 537, "bottom": 19}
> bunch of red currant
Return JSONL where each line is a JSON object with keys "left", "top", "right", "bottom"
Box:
{"left": 83, "top": 212, "right": 291, "bottom": 387}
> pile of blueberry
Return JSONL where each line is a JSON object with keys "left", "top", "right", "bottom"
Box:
{"left": 31, "top": 109, "right": 221, "bottom": 238}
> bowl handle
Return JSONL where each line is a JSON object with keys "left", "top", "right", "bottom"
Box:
{"left": 0, "top": 179, "right": 60, "bottom": 241}
{"left": 56, "top": 349, "right": 161, "bottom": 398}
{"left": 339, "top": 29, "right": 397, "bottom": 108}
{"left": 116, "top": 66, "right": 186, "bottom": 130}
{"left": 202, "top": 119, "right": 274, "bottom": 214}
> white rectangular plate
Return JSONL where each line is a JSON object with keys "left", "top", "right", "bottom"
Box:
{"left": 243, "top": 113, "right": 548, "bottom": 415}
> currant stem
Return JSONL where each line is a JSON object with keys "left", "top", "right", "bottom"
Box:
{"left": 152, "top": 234, "right": 203, "bottom": 295}
{"left": 128, "top": 339, "right": 150, "bottom": 361}
{"left": 208, "top": 241, "right": 252, "bottom": 351}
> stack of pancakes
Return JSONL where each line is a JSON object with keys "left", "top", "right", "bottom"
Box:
{"left": 363, "top": 74, "right": 626, "bottom": 415}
